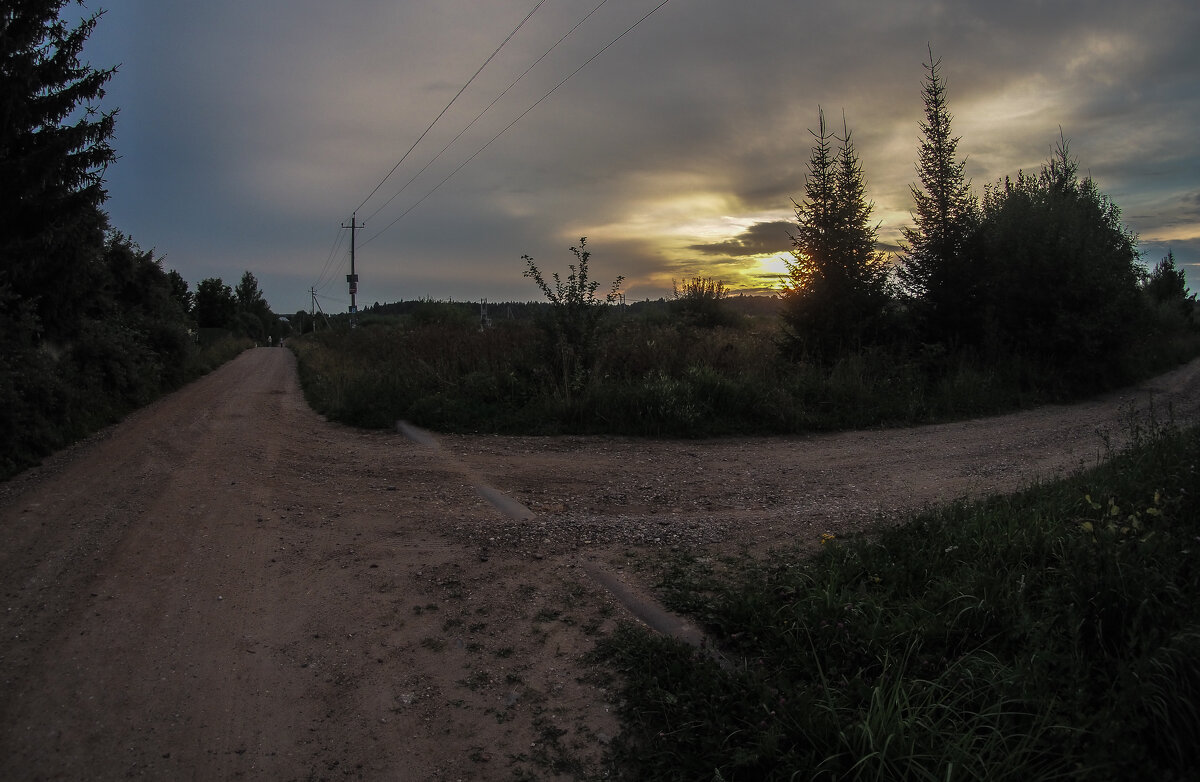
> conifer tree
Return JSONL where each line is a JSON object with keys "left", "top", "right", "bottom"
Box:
{"left": 782, "top": 109, "right": 888, "bottom": 359}
{"left": 832, "top": 119, "right": 889, "bottom": 304}
{"left": 898, "top": 48, "right": 978, "bottom": 343}
{"left": 0, "top": 0, "right": 117, "bottom": 337}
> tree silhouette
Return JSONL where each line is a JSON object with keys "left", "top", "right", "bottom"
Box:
{"left": 522, "top": 237, "right": 623, "bottom": 396}
{"left": 195, "top": 278, "right": 237, "bottom": 329}
{"left": 0, "top": 0, "right": 117, "bottom": 338}
{"left": 974, "top": 139, "right": 1143, "bottom": 383}
{"left": 782, "top": 109, "right": 888, "bottom": 359}
{"left": 898, "top": 48, "right": 979, "bottom": 345}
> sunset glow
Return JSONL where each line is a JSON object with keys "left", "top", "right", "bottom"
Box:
{"left": 77, "top": 0, "right": 1199, "bottom": 309}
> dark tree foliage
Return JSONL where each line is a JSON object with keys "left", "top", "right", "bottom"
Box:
{"left": 782, "top": 109, "right": 889, "bottom": 359}
{"left": 233, "top": 270, "right": 274, "bottom": 340}
{"left": 1144, "top": 250, "right": 1191, "bottom": 305}
{"left": 74, "top": 233, "right": 194, "bottom": 402}
{"left": 0, "top": 229, "right": 194, "bottom": 477}
{"left": 194, "top": 277, "right": 238, "bottom": 329}
{"left": 235, "top": 270, "right": 267, "bottom": 314}
{"left": 898, "top": 48, "right": 979, "bottom": 344}
{"left": 973, "top": 139, "right": 1144, "bottom": 384}
{"left": 166, "top": 269, "right": 193, "bottom": 316}
{"left": 0, "top": 0, "right": 117, "bottom": 338}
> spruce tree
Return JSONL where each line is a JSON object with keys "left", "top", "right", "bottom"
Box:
{"left": 783, "top": 108, "right": 836, "bottom": 301}
{"left": 832, "top": 119, "right": 889, "bottom": 310}
{"left": 898, "top": 48, "right": 978, "bottom": 344}
{"left": 782, "top": 109, "right": 888, "bottom": 359}
{"left": 0, "top": 0, "right": 117, "bottom": 337}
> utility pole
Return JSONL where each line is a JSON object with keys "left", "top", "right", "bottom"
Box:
{"left": 341, "top": 213, "right": 362, "bottom": 327}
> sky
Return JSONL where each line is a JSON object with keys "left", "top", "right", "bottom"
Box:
{"left": 77, "top": 0, "right": 1200, "bottom": 315}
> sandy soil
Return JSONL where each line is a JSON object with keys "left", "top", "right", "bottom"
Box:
{"left": 2, "top": 348, "right": 1197, "bottom": 781}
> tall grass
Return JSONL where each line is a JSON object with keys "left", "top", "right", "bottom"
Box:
{"left": 287, "top": 307, "right": 1192, "bottom": 437}
{"left": 593, "top": 420, "right": 1200, "bottom": 780}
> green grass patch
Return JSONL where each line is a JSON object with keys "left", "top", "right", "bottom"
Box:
{"left": 592, "top": 420, "right": 1200, "bottom": 780}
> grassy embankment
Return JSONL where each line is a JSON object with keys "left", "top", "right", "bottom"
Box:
{"left": 595, "top": 416, "right": 1200, "bottom": 780}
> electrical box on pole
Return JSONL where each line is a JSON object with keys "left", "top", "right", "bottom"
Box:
{"left": 341, "top": 213, "right": 362, "bottom": 327}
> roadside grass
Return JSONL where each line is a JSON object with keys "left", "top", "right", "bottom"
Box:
{"left": 591, "top": 418, "right": 1200, "bottom": 780}
{"left": 289, "top": 311, "right": 1199, "bottom": 437}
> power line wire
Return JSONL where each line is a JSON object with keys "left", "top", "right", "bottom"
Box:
{"left": 361, "top": 0, "right": 673, "bottom": 247}
{"left": 354, "top": 0, "right": 548, "bottom": 214}
{"left": 313, "top": 226, "right": 349, "bottom": 292}
{"left": 364, "top": 0, "right": 613, "bottom": 224}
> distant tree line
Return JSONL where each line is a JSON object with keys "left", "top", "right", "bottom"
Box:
{"left": 0, "top": 2, "right": 281, "bottom": 478}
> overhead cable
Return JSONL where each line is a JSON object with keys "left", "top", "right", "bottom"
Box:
{"left": 361, "top": 0, "right": 674, "bottom": 247}
{"left": 313, "top": 226, "right": 349, "bottom": 292}
{"left": 364, "top": 0, "right": 613, "bottom": 224}
{"left": 354, "top": 0, "right": 548, "bottom": 214}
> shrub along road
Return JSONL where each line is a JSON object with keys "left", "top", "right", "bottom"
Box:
{"left": 2, "top": 348, "right": 1198, "bottom": 780}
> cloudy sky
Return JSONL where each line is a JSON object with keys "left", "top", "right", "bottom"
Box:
{"left": 79, "top": 0, "right": 1200, "bottom": 314}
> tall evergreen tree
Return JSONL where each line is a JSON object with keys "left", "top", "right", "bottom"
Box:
{"left": 898, "top": 48, "right": 978, "bottom": 343}
{"left": 0, "top": 0, "right": 117, "bottom": 337}
{"left": 782, "top": 109, "right": 888, "bottom": 359}
{"left": 832, "top": 118, "right": 889, "bottom": 305}
{"left": 783, "top": 109, "right": 836, "bottom": 302}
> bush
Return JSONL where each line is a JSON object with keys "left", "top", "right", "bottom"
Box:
{"left": 670, "top": 276, "right": 733, "bottom": 327}
{"left": 522, "top": 238, "right": 624, "bottom": 398}
{"left": 971, "top": 141, "right": 1144, "bottom": 389}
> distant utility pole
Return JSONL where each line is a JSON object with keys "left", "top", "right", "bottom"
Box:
{"left": 341, "top": 212, "right": 362, "bottom": 327}
{"left": 310, "top": 287, "right": 331, "bottom": 333}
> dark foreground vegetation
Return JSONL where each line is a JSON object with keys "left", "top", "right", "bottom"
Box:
{"left": 292, "top": 285, "right": 1198, "bottom": 439}
{"left": 1, "top": 3, "right": 286, "bottom": 479}
{"left": 593, "top": 416, "right": 1200, "bottom": 781}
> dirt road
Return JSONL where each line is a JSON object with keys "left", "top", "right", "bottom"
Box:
{"left": 2, "top": 348, "right": 1198, "bottom": 780}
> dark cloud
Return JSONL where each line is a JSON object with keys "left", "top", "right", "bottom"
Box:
{"left": 690, "top": 221, "right": 794, "bottom": 258}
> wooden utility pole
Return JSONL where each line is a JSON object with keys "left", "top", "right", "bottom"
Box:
{"left": 341, "top": 213, "right": 361, "bottom": 327}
